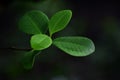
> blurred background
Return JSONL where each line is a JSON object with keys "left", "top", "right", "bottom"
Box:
{"left": 0, "top": 0, "right": 120, "bottom": 80}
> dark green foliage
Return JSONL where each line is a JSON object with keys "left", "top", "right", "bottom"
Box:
{"left": 19, "top": 10, "right": 95, "bottom": 69}
{"left": 21, "top": 50, "right": 40, "bottom": 69}
{"left": 19, "top": 11, "right": 49, "bottom": 34}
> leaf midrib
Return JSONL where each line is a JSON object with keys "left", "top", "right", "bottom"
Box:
{"left": 54, "top": 40, "right": 86, "bottom": 48}
{"left": 50, "top": 12, "right": 67, "bottom": 34}
{"left": 27, "top": 15, "right": 41, "bottom": 33}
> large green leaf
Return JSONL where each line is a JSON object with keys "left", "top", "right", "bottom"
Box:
{"left": 53, "top": 37, "right": 95, "bottom": 56}
{"left": 21, "top": 50, "right": 40, "bottom": 69}
{"left": 30, "top": 34, "right": 52, "bottom": 50}
{"left": 19, "top": 10, "right": 49, "bottom": 34}
{"left": 48, "top": 10, "right": 72, "bottom": 36}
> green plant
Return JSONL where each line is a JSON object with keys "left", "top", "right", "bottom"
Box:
{"left": 19, "top": 10, "right": 95, "bottom": 69}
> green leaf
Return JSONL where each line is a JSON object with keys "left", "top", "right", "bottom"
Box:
{"left": 19, "top": 10, "right": 49, "bottom": 34}
{"left": 21, "top": 50, "right": 40, "bottom": 69}
{"left": 30, "top": 34, "right": 52, "bottom": 50}
{"left": 53, "top": 37, "right": 95, "bottom": 56}
{"left": 48, "top": 10, "right": 72, "bottom": 36}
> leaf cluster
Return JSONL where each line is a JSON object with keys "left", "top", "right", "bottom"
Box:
{"left": 19, "top": 10, "right": 95, "bottom": 69}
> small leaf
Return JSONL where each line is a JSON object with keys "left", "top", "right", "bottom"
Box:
{"left": 48, "top": 10, "right": 72, "bottom": 36}
{"left": 53, "top": 37, "right": 95, "bottom": 56}
{"left": 30, "top": 34, "right": 52, "bottom": 50}
{"left": 19, "top": 10, "right": 49, "bottom": 34}
{"left": 21, "top": 50, "right": 40, "bottom": 69}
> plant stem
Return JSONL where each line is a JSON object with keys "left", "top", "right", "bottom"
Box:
{"left": 0, "top": 47, "right": 32, "bottom": 51}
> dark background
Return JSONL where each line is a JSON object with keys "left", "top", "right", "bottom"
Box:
{"left": 0, "top": 0, "right": 120, "bottom": 80}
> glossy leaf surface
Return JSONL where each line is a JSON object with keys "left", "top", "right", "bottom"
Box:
{"left": 48, "top": 10, "right": 72, "bottom": 36}
{"left": 30, "top": 34, "right": 52, "bottom": 50}
{"left": 53, "top": 37, "right": 95, "bottom": 56}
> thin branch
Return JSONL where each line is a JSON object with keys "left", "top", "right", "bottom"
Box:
{"left": 0, "top": 47, "right": 32, "bottom": 51}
